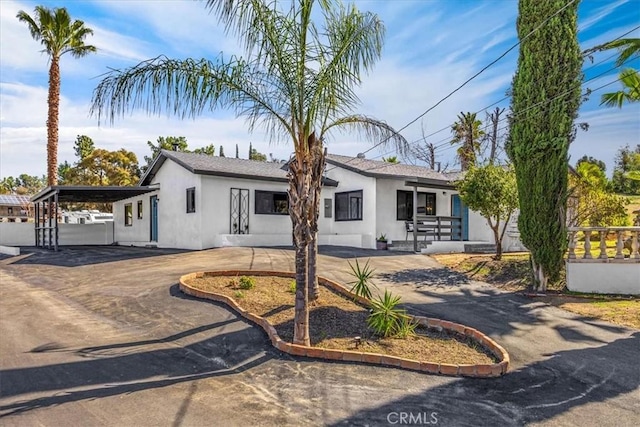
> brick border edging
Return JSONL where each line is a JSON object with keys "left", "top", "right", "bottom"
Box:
{"left": 179, "top": 270, "right": 510, "bottom": 378}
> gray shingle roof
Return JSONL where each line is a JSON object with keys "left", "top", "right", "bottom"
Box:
{"left": 326, "top": 154, "right": 450, "bottom": 181}
{"left": 141, "top": 150, "right": 338, "bottom": 186}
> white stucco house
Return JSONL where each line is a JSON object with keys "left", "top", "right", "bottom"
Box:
{"left": 107, "top": 150, "right": 523, "bottom": 252}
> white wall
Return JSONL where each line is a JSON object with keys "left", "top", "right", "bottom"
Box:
{"left": 324, "top": 166, "right": 377, "bottom": 248}
{"left": 0, "top": 223, "right": 34, "bottom": 246}
{"left": 59, "top": 223, "right": 114, "bottom": 245}
{"left": 467, "top": 210, "right": 525, "bottom": 252}
{"left": 113, "top": 190, "right": 159, "bottom": 247}
{"left": 0, "top": 222, "right": 114, "bottom": 246}
{"left": 200, "top": 175, "right": 293, "bottom": 248}
{"left": 567, "top": 262, "right": 640, "bottom": 295}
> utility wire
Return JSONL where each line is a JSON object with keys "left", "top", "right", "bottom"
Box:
{"left": 359, "top": 61, "right": 636, "bottom": 173}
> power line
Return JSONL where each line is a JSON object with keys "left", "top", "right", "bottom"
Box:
{"left": 357, "top": 66, "right": 634, "bottom": 174}
{"left": 356, "top": 0, "right": 580, "bottom": 157}
{"left": 326, "top": 10, "right": 637, "bottom": 172}
{"left": 369, "top": 49, "right": 639, "bottom": 164}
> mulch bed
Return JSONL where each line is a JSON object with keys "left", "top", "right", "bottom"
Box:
{"left": 185, "top": 274, "right": 497, "bottom": 365}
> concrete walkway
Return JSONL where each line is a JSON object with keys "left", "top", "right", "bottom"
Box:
{"left": 0, "top": 246, "right": 637, "bottom": 426}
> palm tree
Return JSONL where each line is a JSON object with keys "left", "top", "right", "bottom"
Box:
{"left": 601, "top": 68, "right": 640, "bottom": 108}
{"left": 586, "top": 38, "right": 640, "bottom": 108}
{"left": 91, "top": 0, "right": 406, "bottom": 346}
{"left": 17, "top": 6, "right": 96, "bottom": 186}
{"left": 450, "top": 112, "right": 484, "bottom": 171}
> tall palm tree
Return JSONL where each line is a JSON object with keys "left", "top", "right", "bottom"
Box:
{"left": 450, "top": 112, "right": 484, "bottom": 171}
{"left": 91, "top": 0, "right": 406, "bottom": 346}
{"left": 17, "top": 6, "right": 96, "bottom": 186}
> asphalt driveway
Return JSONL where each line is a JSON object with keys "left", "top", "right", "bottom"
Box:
{"left": 0, "top": 246, "right": 637, "bottom": 426}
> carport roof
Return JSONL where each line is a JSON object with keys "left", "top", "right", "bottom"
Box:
{"left": 31, "top": 185, "right": 157, "bottom": 203}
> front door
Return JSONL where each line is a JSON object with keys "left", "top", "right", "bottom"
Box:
{"left": 451, "top": 194, "right": 469, "bottom": 241}
{"left": 150, "top": 195, "right": 159, "bottom": 242}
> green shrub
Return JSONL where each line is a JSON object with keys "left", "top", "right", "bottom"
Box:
{"left": 234, "top": 291, "right": 244, "bottom": 299}
{"left": 394, "top": 315, "right": 418, "bottom": 338}
{"left": 288, "top": 280, "right": 297, "bottom": 294}
{"left": 239, "top": 276, "right": 256, "bottom": 290}
{"left": 367, "top": 289, "right": 407, "bottom": 337}
{"left": 348, "top": 258, "right": 377, "bottom": 300}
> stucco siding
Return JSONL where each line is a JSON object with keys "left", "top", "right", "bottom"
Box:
{"left": 324, "top": 166, "right": 377, "bottom": 248}
{"left": 113, "top": 190, "right": 159, "bottom": 246}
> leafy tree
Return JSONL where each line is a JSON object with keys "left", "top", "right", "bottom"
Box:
{"left": 611, "top": 145, "right": 640, "bottom": 194}
{"left": 58, "top": 160, "right": 72, "bottom": 184}
{"left": 90, "top": 0, "right": 406, "bottom": 346}
{"left": 17, "top": 6, "right": 96, "bottom": 186}
{"left": 382, "top": 156, "right": 399, "bottom": 163}
{"left": 74, "top": 135, "right": 95, "bottom": 160}
{"left": 576, "top": 155, "right": 606, "bottom": 173}
{"left": 249, "top": 147, "right": 267, "bottom": 161}
{"left": 143, "top": 136, "right": 188, "bottom": 171}
{"left": 0, "top": 177, "right": 19, "bottom": 194}
{"left": 193, "top": 144, "right": 215, "bottom": 156}
{"left": 456, "top": 165, "right": 519, "bottom": 260}
{"left": 450, "top": 112, "right": 484, "bottom": 171}
{"left": 568, "top": 163, "right": 629, "bottom": 227}
{"left": 506, "top": 0, "right": 582, "bottom": 292}
{"left": 219, "top": 145, "right": 225, "bottom": 157}
{"left": 65, "top": 148, "right": 140, "bottom": 186}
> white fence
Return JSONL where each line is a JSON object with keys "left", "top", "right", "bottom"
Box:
{"left": 567, "top": 227, "right": 640, "bottom": 295}
{"left": 0, "top": 222, "right": 115, "bottom": 247}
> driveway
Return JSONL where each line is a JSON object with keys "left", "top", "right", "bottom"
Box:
{"left": 0, "top": 246, "right": 637, "bottom": 426}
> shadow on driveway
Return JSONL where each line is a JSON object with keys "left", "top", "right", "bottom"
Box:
{"left": 329, "top": 332, "right": 640, "bottom": 426}
{"left": 7, "top": 246, "right": 192, "bottom": 267}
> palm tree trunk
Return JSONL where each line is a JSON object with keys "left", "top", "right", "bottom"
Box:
{"left": 47, "top": 56, "right": 60, "bottom": 186}
{"left": 289, "top": 155, "right": 312, "bottom": 346}
{"left": 307, "top": 143, "right": 326, "bottom": 302}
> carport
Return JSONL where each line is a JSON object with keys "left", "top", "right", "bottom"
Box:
{"left": 31, "top": 186, "right": 157, "bottom": 251}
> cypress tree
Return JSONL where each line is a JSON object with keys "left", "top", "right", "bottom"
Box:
{"left": 235, "top": 143, "right": 239, "bottom": 158}
{"left": 249, "top": 142, "right": 253, "bottom": 159}
{"left": 219, "top": 145, "right": 225, "bottom": 157}
{"left": 506, "top": 0, "right": 582, "bottom": 292}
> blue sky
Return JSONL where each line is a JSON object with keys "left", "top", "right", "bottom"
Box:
{"left": 1, "top": 0, "right": 639, "bottom": 179}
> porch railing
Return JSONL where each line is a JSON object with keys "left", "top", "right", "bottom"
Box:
{"left": 567, "top": 227, "right": 640, "bottom": 262}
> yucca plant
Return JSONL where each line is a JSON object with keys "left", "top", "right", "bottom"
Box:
{"left": 394, "top": 314, "right": 418, "bottom": 338}
{"left": 347, "top": 258, "right": 377, "bottom": 300}
{"left": 367, "top": 289, "right": 407, "bottom": 337}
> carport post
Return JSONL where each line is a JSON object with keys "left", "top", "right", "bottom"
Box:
{"left": 413, "top": 185, "right": 418, "bottom": 253}
{"left": 54, "top": 192, "right": 59, "bottom": 251}
{"left": 34, "top": 202, "right": 39, "bottom": 247}
{"left": 48, "top": 195, "right": 53, "bottom": 250}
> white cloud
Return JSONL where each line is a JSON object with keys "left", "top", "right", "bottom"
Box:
{"left": 579, "top": 0, "right": 630, "bottom": 31}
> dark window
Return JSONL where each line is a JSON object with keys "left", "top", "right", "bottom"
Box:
{"left": 186, "top": 187, "right": 196, "bottom": 213}
{"left": 7, "top": 207, "right": 13, "bottom": 215}
{"left": 335, "top": 190, "right": 362, "bottom": 221}
{"left": 397, "top": 190, "right": 436, "bottom": 220}
{"left": 137, "top": 200, "right": 143, "bottom": 219}
{"left": 255, "top": 190, "right": 289, "bottom": 215}
{"left": 124, "top": 203, "right": 133, "bottom": 226}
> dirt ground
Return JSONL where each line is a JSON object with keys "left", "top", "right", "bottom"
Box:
{"left": 185, "top": 274, "right": 496, "bottom": 364}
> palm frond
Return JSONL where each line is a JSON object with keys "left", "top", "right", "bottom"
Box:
{"left": 90, "top": 55, "right": 294, "bottom": 141}
{"left": 323, "top": 114, "right": 409, "bottom": 155}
